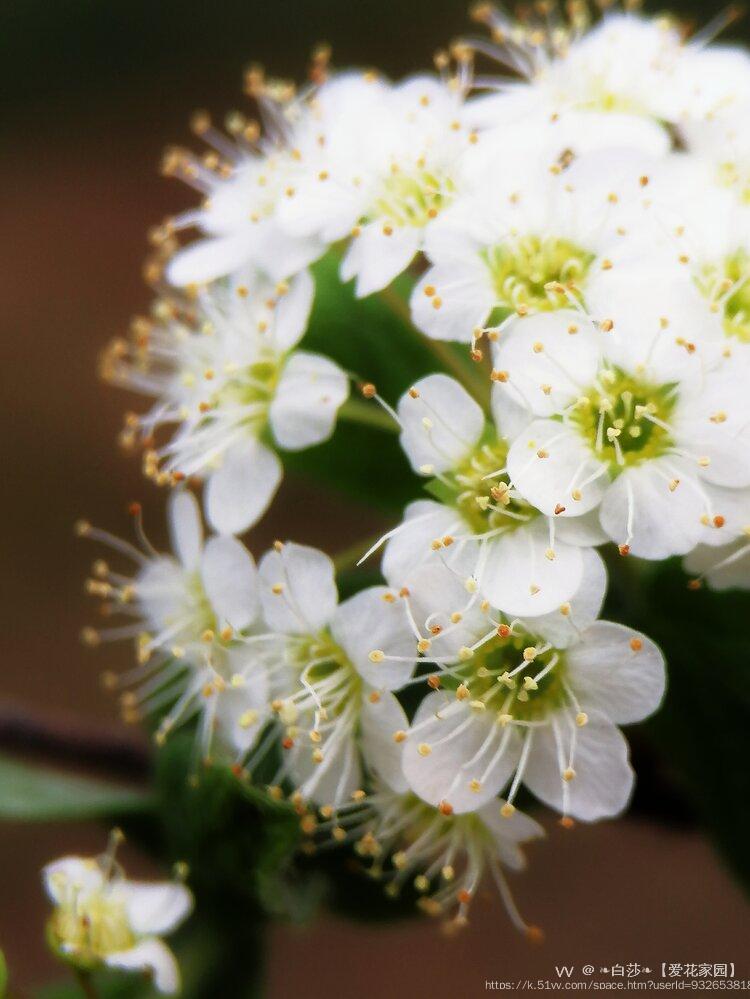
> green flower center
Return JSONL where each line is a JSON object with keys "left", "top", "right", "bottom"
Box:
{"left": 185, "top": 571, "right": 218, "bottom": 636}
{"left": 282, "top": 631, "right": 361, "bottom": 739}
{"left": 426, "top": 427, "right": 538, "bottom": 535}
{"left": 48, "top": 875, "right": 135, "bottom": 968}
{"left": 695, "top": 251, "right": 750, "bottom": 343}
{"left": 212, "top": 355, "right": 281, "bottom": 428}
{"left": 569, "top": 367, "right": 677, "bottom": 473}
{"left": 716, "top": 161, "right": 750, "bottom": 205}
{"left": 443, "top": 627, "right": 566, "bottom": 723}
{"left": 482, "top": 235, "right": 594, "bottom": 321}
{"left": 372, "top": 166, "right": 455, "bottom": 228}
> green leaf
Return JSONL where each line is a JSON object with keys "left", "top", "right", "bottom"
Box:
{"left": 0, "top": 949, "right": 7, "bottom": 999}
{"left": 0, "top": 755, "right": 153, "bottom": 822}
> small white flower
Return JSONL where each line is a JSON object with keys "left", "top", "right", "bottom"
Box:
{"left": 279, "top": 74, "right": 478, "bottom": 296}
{"left": 377, "top": 373, "right": 606, "bottom": 617}
{"left": 79, "top": 492, "right": 269, "bottom": 758}
{"left": 311, "top": 695, "right": 545, "bottom": 934}
{"left": 43, "top": 832, "right": 192, "bottom": 995}
{"left": 410, "top": 147, "right": 677, "bottom": 345}
{"left": 467, "top": 9, "right": 750, "bottom": 153}
{"left": 247, "top": 542, "right": 417, "bottom": 806}
{"left": 373, "top": 557, "right": 665, "bottom": 822}
{"left": 104, "top": 271, "right": 348, "bottom": 535}
{"left": 492, "top": 307, "right": 750, "bottom": 559}
{"left": 162, "top": 69, "right": 363, "bottom": 286}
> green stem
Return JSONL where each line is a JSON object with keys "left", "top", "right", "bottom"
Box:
{"left": 377, "top": 287, "right": 491, "bottom": 411}
{"left": 74, "top": 969, "right": 99, "bottom": 999}
{"left": 338, "top": 397, "right": 398, "bottom": 433}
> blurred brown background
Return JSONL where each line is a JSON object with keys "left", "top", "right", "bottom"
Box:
{"left": 1, "top": 0, "right": 748, "bottom": 994}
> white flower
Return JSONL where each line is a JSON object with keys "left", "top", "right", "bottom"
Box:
{"left": 43, "top": 832, "right": 192, "bottom": 995}
{"left": 467, "top": 9, "right": 750, "bottom": 153}
{"left": 245, "top": 542, "right": 417, "bottom": 806}
{"left": 377, "top": 373, "right": 606, "bottom": 617}
{"left": 492, "top": 306, "right": 750, "bottom": 559}
{"left": 161, "top": 68, "right": 365, "bottom": 286}
{"left": 79, "top": 491, "right": 270, "bottom": 758}
{"left": 104, "top": 271, "right": 348, "bottom": 535}
{"left": 278, "top": 74, "right": 478, "bottom": 296}
{"left": 410, "top": 147, "right": 674, "bottom": 346}
{"left": 370, "top": 556, "right": 665, "bottom": 823}
{"left": 311, "top": 695, "right": 545, "bottom": 934}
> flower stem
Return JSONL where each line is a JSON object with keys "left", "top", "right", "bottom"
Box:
{"left": 74, "top": 969, "right": 99, "bottom": 999}
{"left": 338, "top": 397, "right": 398, "bottom": 433}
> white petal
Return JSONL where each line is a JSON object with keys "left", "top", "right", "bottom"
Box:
{"left": 477, "top": 801, "right": 545, "bottom": 870}
{"left": 523, "top": 546, "right": 607, "bottom": 648}
{"left": 360, "top": 689, "right": 409, "bottom": 793}
{"left": 288, "top": 727, "right": 362, "bottom": 807}
{"left": 554, "top": 508, "right": 609, "bottom": 546}
{"left": 410, "top": 261, "right": 495, "bottom": 343}
{"left": 491, "top": 311, "right": 602, "bottom": 418}
{"left": 258, "top": 542, "right": 337, "bottom": 635}
{"left": 167, "top": 491, "right": 203, "bottom": 571}
{"left": 205, "top": 440, "right": 282, "bottom": 536}
{"left": 694, "top": 485, "right": 750, "bottom": 547}
{"left": 403, "top": 692, "right": 521, "bottom": 813}
{"left": 200, "top": 536, "right": 258, "bottom": 630}
{"left": 397, "top": 373, "right": 484, "bottom": 474}
{"left": 43, "top": 857, "right": 103, "bottom": 904}
{"left": 212, "top": 647, "right": 271, "bottom": 753}
{"left": 105, "top": 939, "right": 180, "bottom": 995}
{"left": 684, "top": 538, "right": 750, "bottom": 591}
{"left": 341, "top": 222, "right": 421, "bottom": 297}
{"left": 331, "top": 586, "right": 416, "bottom": 689}
{"left": 381, "top": 500, "right": 473, "bottom": 587}
{"left": 481, "top": 518, "right": 584, "bottom": 617}
{"left": 255, "top": 222, "right": 324, "bottom": 284}
{"left": 272, "top": 269, "right": 315, "bottom": 351}
{"left": 123, "top": 883, "right": 193, "bottom": 936}
{"left": 673, "top": 365, "right": 750, "bottom": 489}
{"left": 405, "top": 560, "right": 490, "bottom": 660}
{"left": 523, "top": 713, "right": 634, "bottom": 821}
{"left": 598, "top": 459, "right": 704, "bottom": 558}
{"left": 508, "top": 420, "right": 608, "bottom": 517}
{"left": 166, "top": 233, "right": 254, "bottom": 287}
{"left": 567, "top": 621, "right": 666, "bottom": 724}
{"left": 270, "top": 351, "right": 348, "bottom": 450}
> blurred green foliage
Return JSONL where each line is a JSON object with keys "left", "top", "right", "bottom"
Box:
{"left": 0, "top": 756, "right": 152, "bottom": 821}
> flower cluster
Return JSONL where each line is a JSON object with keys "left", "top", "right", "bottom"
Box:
{"left": 63, "top": 3, "right": 750, "bottom": 986}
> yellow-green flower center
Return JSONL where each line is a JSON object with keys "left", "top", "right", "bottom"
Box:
{"left": 716, "top": 161, "right": 750, "bottom": 205}
{"left": 426, "top": 428, "right": 538, "bottom": 535}
{"left": 695, "top": 251, "right": 750, "bottom": 343}
{"left": 48, "top": 872, "right": 135, "bottom": 969}
{"left": 212, "top": 355, "right": 281, "bottom": 426}
{"left": 372, "top": 167, "right": 455, "bottom": 228}
{"left": 483, "top": 235, "right": 594, "bottom": 320}
{"left": 569, "top": 367, "right": 677, "bottom": 473}
{"left": 444, "top": 627, "right": 566, "bottom": 723}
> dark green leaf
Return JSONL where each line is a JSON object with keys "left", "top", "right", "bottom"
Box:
{"left": 0, "top": 755, "right": 153, "bottom": 822}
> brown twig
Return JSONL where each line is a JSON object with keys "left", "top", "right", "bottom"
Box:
{"left": 0, "top": 701, "right": 150, "bottom": 782}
